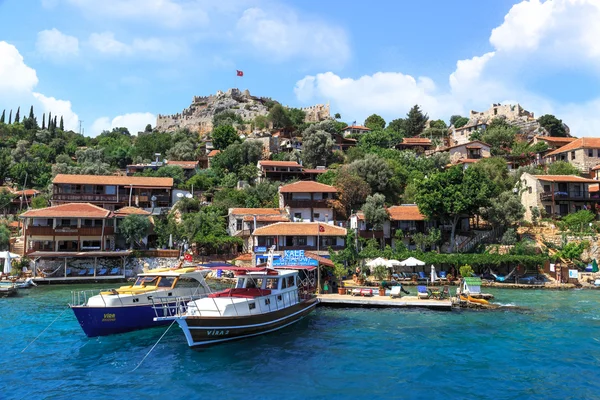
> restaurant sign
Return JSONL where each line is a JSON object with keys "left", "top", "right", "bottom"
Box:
{"left": 271, "top": 250, "right": 318, "bottom": 267}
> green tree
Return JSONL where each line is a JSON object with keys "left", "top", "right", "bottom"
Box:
{"left": 181, "top": 206, "right": 242, "bottom": 254}
{"left": 560, "top": 210, "right": 595, "bottom": 233}
{"left": 41, "top": 113, "right": 45, "bottom": 130}
{"left": 213, "top": 111, "right": 244, "bottom": 128}
{"left": 140, "top": 165, "right": 185, "bottom": 187}
{"left": 302, "top": 130, "right": 333, "bottom": 168}
{"left": 429, "top": 119, "right": 447, "bottom": 129}
{"left": 453, "top": 117, "right": 469, "bottom": 128}
{"left": 28, "top": 105, "right": 34, "bottom": 120}
{"left": 405, "top": 104, "right": 428, "bottom": 137}
{"left": 134, "top": 132, "right": 173, "bottom": 160}
{"left": 481, "top": 125, "right": 518, "bottom": 156}
{"left": 212, "top": 125, "right": 240, "bottom": 150}
{"left": 211, "top": 141, "right": 263, "bottom": 177}
{"left": 287, "top": 108, "right": 306, "bottom": 129}
{"left": 362, "top": 193, "right": 388, "bottom": 246}
{"left": 387, "top": 118, "right": 405, "bottom": 134}
{"left": 470, "top": 157, "right": 511, "bottom": 193}
{"left": 31, "top": 195, "right": 48, "bottom": 209}
{"left": 415, "top": 166, "right": 497, "bottom": 252}
{"left": 119, "top": 214, "right": 151, "bottom": 249}
{"left": 253, "top": 115, "right": 268, "bottom": 130}
{"left": 144, "top": 124, "right": 152, "bottom": 132}
{"left": 8, "top": 110, "right": 12, "bottom": 124}
{"left": 538, "top": 114, "right": 567, "bottom": 137}
{"left": 331, "top": 169, "right": 371, "bottom": 219}
{"left": 14, "top": 107, "right": 20, "bottom": 123}
{"left": 0, "top": 110, "right": 4, "bottom": 124}
{"left": 547, "top": 161, "right": 580, "bottom": 175}
{"left": 334, "top": 113, "right": 341, "bottom": 119}
{"left": 0, "top": 224, "right": 10, "bottom": 251}
{"left": 481, "top": 191, "right": 525, "bottom": 227}
{"left": 268, "top": 104, "right": 291, "bottom": 129}
{"left": 0, "top": 189, "right": 14, "bottom": 215}
{"left": 349, "top": 154, "right": 394, "bottom": 196}
{"left": 364, "top": 114, "right": 386, "bottom": 130}
{"left": 59, "top": 116, "right": 64, "bottom": 131}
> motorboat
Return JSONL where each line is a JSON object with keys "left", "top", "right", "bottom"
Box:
{"left": 157, "top": 267, "right": 318, "bottom": 348}
{"left": 0, "top": 277, "right": 36, "bottom": 289}
{"left": 70, "top": 267, "right": 212, "bottom": 337}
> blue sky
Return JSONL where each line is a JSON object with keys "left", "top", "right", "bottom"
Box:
{"left": 1, "top": 0, "right": 599, "bottom": 136}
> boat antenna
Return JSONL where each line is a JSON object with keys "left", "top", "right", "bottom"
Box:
{"left": 21, "top": 308, "right": 70, "bottom": 353}
{"left": 131, "top": 320, "right": 176, "bottom": 372}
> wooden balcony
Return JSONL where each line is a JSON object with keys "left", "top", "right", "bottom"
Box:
{"left": 52, "top": 194, "right": 118, "bottom": 202}
{"left": 27, "top": 226, "right": 114, "bottom": 236}
{"left": 277, "top": 245, "right": 344, "bottom": 251}
{"left": 540, "top": 191, "right": 598, "bottom": 201}
{"left": 358, "top": 230, "right": 385, "bottom": 239}
{"left": 286, "top": 199, "right": 331, "bottom": 208}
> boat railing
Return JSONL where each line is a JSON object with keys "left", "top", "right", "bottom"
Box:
{"left": 71, "top": 286, "right": 210, "bottom": 308}
{"left": 70, "top": 290, "right": 98, "bottom": 307}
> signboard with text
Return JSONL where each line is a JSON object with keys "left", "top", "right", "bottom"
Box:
{"left": 271, "top": 250, "right": 318, "bottom": 267}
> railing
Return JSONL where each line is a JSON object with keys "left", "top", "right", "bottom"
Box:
{"left": 52, "top": 194, "right": 118, "bottom": 202}
{"left": 357, "top": 230, "right": 385, "bottom": 239}
{"left": 457, "top": 227, "right": 504, "bottom": 253}
{"left": 286, "top": 199, "right": 331, "bottom": 208}
{"left": 72, "top": 286, "right": 209, "bottom": 308}
{"left": 27, "top": 226, "right": 114, "bottom": 236}
{"left": 277, "top": 245, "right": 344, "bottom": 251}
{"left": 540, "top": 191, "right": 595, "bottom": 201}
{"left": 138, "top": 249, "right": 180, "bottom": 258}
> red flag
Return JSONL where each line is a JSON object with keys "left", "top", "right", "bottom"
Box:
{"left": 236, "top": 70, "right": 244, "bottom": 77}
{"left": 319, "top": 225, "right": 325, "bottom": 233}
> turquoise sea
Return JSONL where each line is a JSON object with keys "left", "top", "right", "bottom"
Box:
{"left": 1, "top": 285, "right": 599, "bottom": 400}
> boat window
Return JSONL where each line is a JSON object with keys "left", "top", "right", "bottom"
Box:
{"left": 134, "top": 276, "right": 158, "bottom": 286}
{"left": 281, "top": 279, "right": 287, "bottom": 289}
{"left": 175, "top": 278, "right": 200, "bottom": 288}
{"left": 236, "top": 278, "right": 245, "bottom": 289}
{"left": 287, "top": 276, "right": 295, "bottom": 287}
{"left": 248, "top": 302, "right": 256, "bottom": 310}
{"left": 158, "top": 277, "right": 175, "bottom": 288}
{"left": 266, "top": 278, "right": 279, "bottom": 290}
{"left": 246, "top": 278, "right": 263, "bottom": 289}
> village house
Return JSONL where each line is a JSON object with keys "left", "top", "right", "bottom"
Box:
{"left": 256, "top": 161, "right": 326, "bottom": 183}
{"left": 227, "top": 208, "right": 290, "bottom": 252}
{"left": 126, "top": 160, "right": 199, "bottom": 179}
{"left": 251, "top": 222, "right": 346, "bottom": 254}
{"left": 51, "top": 174, "right": 174, "bottom": 212}
{"left": 394, "top": 137, "right": 433, "bottom": 153}
{"left": 438, "top": 140, "right": 491, "bottom": 164}
{"left": 342, "top": 125, "right": 371, "bottom": 137}
{"left": 113, "top": 206, "right": 153, "bottom": 249}
{"left": 0, "top": 187, "right": 41, "bottom": 215}
{"left": 331, "top": 132, "right": 358, "bottom": 152}
{"left": 543, "top": 138, "right": 600, "bottom": 175}
{"left": 279, "top": 181, "right": 338, "bottom": 223}
{"left": 529, "top": 136, "right": 577, "bottom": 165}
{"left": 206, "top": 149, "right": 220, "bottom": 168}
{"left": 519, "top": 173, "right": 600, "bottom": 221}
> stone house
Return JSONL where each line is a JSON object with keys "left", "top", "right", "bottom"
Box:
{"left": 394, "top": 137, "right": 433, "bottom": 153}
{"left": 438, "top": 140, "right": 491, "bottom": 164}
{"left": 529, "top": 136, "right": 577, "bottom": 165}
{"left": 279, "top": 181, "right": 338, "bottom": 223}
{"left": 519, "top": 173, "right": 600, "bottom": 221}
{"left": 544, "top": 138, "right": 600, "bottom": 175}
{"left": 342, "top": 125, "right": 371, "bottom": 137}
{"left": 227, "top": 208, "right": 290, "bottom": 252}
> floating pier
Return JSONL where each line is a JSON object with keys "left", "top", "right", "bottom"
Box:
{"left": 317, "top": 294, "right": 453, "bottom": 311}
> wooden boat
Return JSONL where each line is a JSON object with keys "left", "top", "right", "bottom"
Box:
{"left": 70, "top": 267, "right": 212, "bottom": 337}
{"left": 157, "top": 267, "right": 318, "bottom": 348}
{"left": 460, "top": 294, "right": 489, "bottom": 305}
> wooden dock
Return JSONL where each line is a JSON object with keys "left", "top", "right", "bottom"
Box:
{"left": 317, "top": 294, "right": 453, "bottom": 311}
{"left": 33, "top": 276, "right": 127, "bottom": 285}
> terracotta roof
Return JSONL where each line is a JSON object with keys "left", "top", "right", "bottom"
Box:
{"left": 465, "top": 145, "right": 482, "bottom": 149}
{"left": 400, "top": 138, "right": 432, "bottom": 145}
{"left": 114, "top": 206, "right": 151, "bottom": 216}
{"left": 252, "top": 222, "right": 347, "bottom": 236}
{"left": 243, "top": 215, "right": 290, "bottom": 222}
{"left": 20, "top": 203, "right": 112, "bottom": 219}
{"left": 343, "top": 125, "right": 371, "bottom": 131}
{"left": 207, "top": 150, "right": 221, "bottom": 157}
{"left": 304, "top": 252, "right": 335, "bottom": 267}
{"left": 8, "top": 221, "right": 19, "bottom": 228}
{"left": 230, "top": 208, "right": 283, "bottom": 215}
{"left": 354, "top": 211, "right": 365, "bottom": 221}
{"left": 279, "top": 181, "right": 337, "bottom": 193}
{"left": 53, "top": 174, "right": 173, "bottom": 187}
{"left": 387, "top": 205, "right": 426, "bottom": 221}
{"left": 456, "top": 158, "right": 483, "bottom": 164}
{"left": 13, "top": 189, "right": 40, "bottom": 196}
{"left": 534, "top": 136, "right": 577, "bottom": 144}
{"left": 165, "top": 160, "right": 199, "bottom": 169}
{"left": 545, "top": 138, "right": 600, "bottom": 157}
{"left": 590, "top": 184, "right": 599, "bottom": 193}
{"left": 532, "top": 175, "right": 597, "bottom": 183}
{"left": 303, "top": 168, "right": 329, "bottom": 174}
{"left": 592, "top": 164, "right": 600, "bottom": 171}
{"left": 258, "top": 161, "right": 302, "bottom": 167}
{"left": 233, "top": 253, "right": 253, "bottom": 261}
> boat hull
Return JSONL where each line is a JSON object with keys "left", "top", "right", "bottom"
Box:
{"left": 176, "top": 297, "right": 318, "bottom": 348}
{"left": 71, "top": 302, "right": 180, "bottom": 337}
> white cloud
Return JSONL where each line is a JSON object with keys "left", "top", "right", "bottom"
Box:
{"left": 89, "top": 32, "right": 129, "bottom": 55}
{"left": 296, "top": 0, "right": 600, "bottom": 136}
{"left": 237, "top": 7, "right": 350, "bottom": 66}
{"left": 0, "top": 42, "right": 38, "bottom": 95}
{"left": 36, "top": 28, "right": 79, "bottom": 59}
{"left": 32, "top": 93, "right": 79, "bottom": 131}
{"left": 90, "top": 113, "right": 155, "bottom": 136}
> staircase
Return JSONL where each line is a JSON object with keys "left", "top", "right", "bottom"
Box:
{"left": 457, "top": 227, "right": 504, "bottom": 253}
{"left": 10, "top": 237, "right": 24, "bottom": 256}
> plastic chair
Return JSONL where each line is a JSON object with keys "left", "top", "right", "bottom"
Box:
{"left": 417, "top": 285, "right": 430, "bottom": 299}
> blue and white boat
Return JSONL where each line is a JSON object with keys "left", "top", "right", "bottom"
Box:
{"left": 70, "top": 267, "right": 212, "bottom": 337}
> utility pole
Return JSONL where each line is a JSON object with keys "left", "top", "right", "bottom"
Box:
{"left": 79, "top": 120, "right": 83, "bottom": 135}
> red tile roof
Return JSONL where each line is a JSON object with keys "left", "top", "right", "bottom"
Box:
{"left": 534, "top": 136, "right": 577, "bottom": 145}
{"left": 13, "top": 189, "right": 40, "bottom": 196}
{"left": 400, "top": 137, "right": 432, "bottom": 146}
{"left": 279, "top": 181, "right": 337, "bottom": 193}
{"left": 443, "top": 140, "right": 491, "bottom": 151}
{"left": 53, "top": 174, "right": 173, "bottom": 187}
{"left": 545, "top": 138, "right": 600, "bottom": 157}
{"left": 207, "top": 150, "right": 221, "bottom": 157}
{"left": 233, "top": 253, "right": 253, "bottom": 261}
{"left": 303, "top": 168, "right": 329, "bottom": 174}
{"left": 590, "top": 184, "right": 599, "bottom": 193}
{"left": 20, "top": 203, "right": 112, "bottom": 218}
{"left": 532, "top": 175, "right": 597, "bottom": 183}
{"left": 456, "top": 158, "right": 483, "bottom": 164}
{"left": 252, "top": 222, "right": 346, "bottom": 236}
{"left": 243, "top": 215, "right": 290, "bottom": 222}
{"left": 258, "top": 161, "right": 302, "bottom": 167}
{"left": 592, "top": 164, "right": 600, "bottom": 171}
{"left": 387, "top": 205, "right": 426, "bottom": 221}
{"left": 165, "top": 160, "right": 199, "bottom": 169}
{"left": 114, "top": 206, "right": 151, "bottom": 216}
{"left": 343, "top": 125, "right": 371, "bottom": 131}
{"left": 230, "top": 208, "right": 284, "bottom": 215}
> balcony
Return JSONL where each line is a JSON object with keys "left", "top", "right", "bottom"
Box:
{"left": 286, "top": 199, "right": 331, "bottom": 208}
{"left": 277, "top": 245, "right": 345, "bottom": 251}
{"left": 540, "top": 191, "right": 598, "bottom": 201}
{"left": 52, "top": 194, "right": 118, "bottom": 203}
{"left": 358, "top": 230, "right": 385, "bottom": 239}
{"left": 27, "top": 226, "right": 114, "bottom": 236}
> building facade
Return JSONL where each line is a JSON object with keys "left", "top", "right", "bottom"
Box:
{"left": 251, "top": 222, "right": 346, "bottom": 254}
{"left": 227, "top": 208, "right": 290, "bottom": 252}
{"left": 544, "top": 138, "right": 600, "bottom": 175}
{"left": 279, "top": 181, "right": 338, "bottom": 223}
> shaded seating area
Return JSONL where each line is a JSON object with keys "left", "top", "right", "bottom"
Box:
{"left": 97, "top": 268, "right": 108, "bottom": 276}
{"left": 109, "top": 268, "right": 121, "bottom": 275}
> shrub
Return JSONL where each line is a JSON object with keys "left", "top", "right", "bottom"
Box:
{"left": 459, "top": 264, "right": 474, "bottom": 278}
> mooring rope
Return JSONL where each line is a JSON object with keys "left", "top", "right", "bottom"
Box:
{"left": 21, "top": 308, "right": 70, "bottom": 353}
{"left": 131, "top": 320, "right": 176, "bottom": 372}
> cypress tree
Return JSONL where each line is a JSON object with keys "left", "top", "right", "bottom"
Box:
{"left": 53, "top": 116, "right": 57, "bottom": 128}
{"left": 14, "top": 107, "right": 20, "bottom": 123}
{"left": 8, "top": 110, "right": 12, "bottom": 124}
{"left": 48, "top": 112, "right": 52, "bottom": 129}
{"left": 59, "top": 116, "right": 64, "bottom": 131}
{"left": 28, "top": 105, "right": 34, "bottom": 120}
{"left": 42, "top": 113, "right": 46, "bottom": 130}
{"left": 0, "top": 110, "right": 4, "bottom": 124}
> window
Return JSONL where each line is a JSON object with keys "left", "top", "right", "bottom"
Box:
{"left": 83, "top": 185, "right": 94, "bottom": 194}
{"left": 248, "top": 302, "right": 256, "bottom": 310}
{"left": 597, "top": 149, "right": 600, "bottom": 157}
{"left": 236, "top": 219, "right": 243, "bottom": 231}
{"left": 543, "top": 185, "right": 551, "bottom": 192}
{"left": 545, "top": 205, "right": 552, "bottom": 214}
{"left": 157, "top": 277, "right": 175, "bottom": 288}
{"left": 287, "top": 276, "right": 295, "bottom": 287}
{"left": 313, "top": 213, "right": 320, "bottom": 219}
{"left": 294, "top": 213, "right": 302, "bottom": 220}
{"left": 281, "top": 279, "right": 287, "bottom": 289}
{"left": 84, "top": 219, "right": 93, "bottom": 227}
{"left": 528, "top": 187, "right": 532, "bottom": 194}
{"left": 589, "top": 149, "right": 594, "bottom": 157}
{"left": 266, "top": 278, "right": 279, "bottom": 289}
{"left": 105, "top": 186, "right": 116, "bottom": 195}
{"left": 297, "top": 237, "right": 307, "bottom": 246}
{"left": 265, "top": 298, "right": 271, "bottom": 305}
{"left": 571, "top": 151, "right": 576, "bottom": 160}
{"left": 81, "top": 240, "right": 101, "bottom": 249}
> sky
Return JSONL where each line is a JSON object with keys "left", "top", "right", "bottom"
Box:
{"left": 1, "top": 0, "right": 600, "bottom": 137}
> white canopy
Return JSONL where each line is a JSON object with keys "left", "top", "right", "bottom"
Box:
{"left": 398, "top": 257, "right": 425, "bottom": 267}
{"left": 0, "top": 251, "right": 20, "bottom": 274}
{"left": 366, "top": 257, "right": 389, "bottom": 267}
{"left": 388, "top": 259, "right": 402, "bottom": 266}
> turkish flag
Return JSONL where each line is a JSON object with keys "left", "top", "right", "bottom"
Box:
{"left": 236, "top": 70, "right": 244, "bottom": 77}
{"left": 319, "top": 225, "right": 325, "bottom": 233}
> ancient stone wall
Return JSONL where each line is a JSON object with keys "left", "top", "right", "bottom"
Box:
{"left": 302, "top": 103, "right": 330, "bottom": 123}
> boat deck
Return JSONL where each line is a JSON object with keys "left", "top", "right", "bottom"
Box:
{"left": 33, "top": 276, "right": 126, "bottom": 285}
{"left": 317, "top": 294, "right": 453, "bottom": 310}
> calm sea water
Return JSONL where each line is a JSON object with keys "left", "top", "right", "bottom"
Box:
{"left": 1, "top": 284, "right": 599, "bottom": 400}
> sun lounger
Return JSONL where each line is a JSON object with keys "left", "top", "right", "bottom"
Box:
{"left": 109, "top": 268, "right": 120, "bottom": 275}
{"left": 438, "top": 271, "right": 447, "bottom": 281}
{"left": 78, "top": 269, "right": 87, "bottom": 276}
{"left": 417, "top": 285, "right": 430, "bottom": 299}
{"left": 65, "top": 268, "right": 72, "bottom": 276}
{"left": 351, "top": 288, "right": 373, "bottom": 296}
{"left": 97, "top": 268, "right": 107, "bottom": 276}
{"left": 390, "top": 286, "right": 402, "bottom": 299}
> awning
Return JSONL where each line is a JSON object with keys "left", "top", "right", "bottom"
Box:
{"left": 29, "top": 251, "right": 132, "bottom": 258}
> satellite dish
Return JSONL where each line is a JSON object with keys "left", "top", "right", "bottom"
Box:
{"left": 185, "top": 193, "right": 193, "bottom": 199}
{"left": 176, "top": 193, "right": 184, "bottom": 198}
{"left": 151, "top": 196, "right": 157, "bottom": 201}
